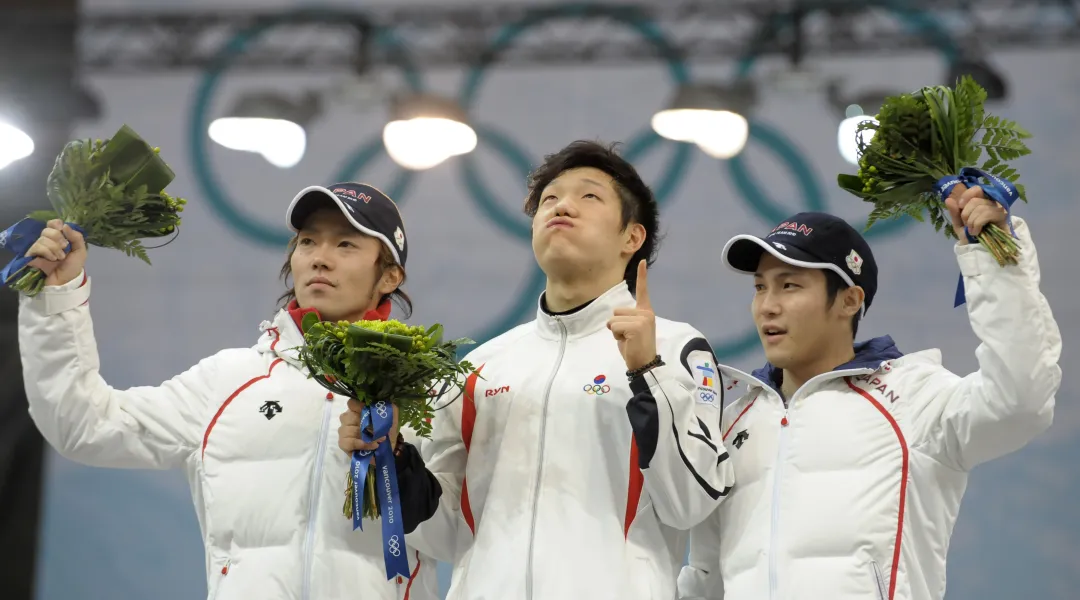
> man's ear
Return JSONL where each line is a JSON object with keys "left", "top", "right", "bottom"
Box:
{"left": 378, "top": 265, "right": 405, "bottom": 296}
{"left": 841, "top": 286, "right": 865, "bottom": 317}
{"left": 623, "top": 222, "right": 646, "bottom": 258}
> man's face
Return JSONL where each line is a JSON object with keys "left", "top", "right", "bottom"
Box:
{"left": 751, "top": 253, "right": 850, "bottom": 369}
{"left": 530, "top": 166, "right": 643, "bottom": 278}
{"left": 291, "top": 207, "right": 393, "bottom": 322}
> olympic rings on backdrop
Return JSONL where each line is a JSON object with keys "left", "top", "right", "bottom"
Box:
{"left": 189, "top": 9, "right": 424, "bottom": 248}
{"left": 451, "top": 4, "right": 698, "bottom": 343}
{"left": 189, "top": 2, "right": 942, "bottom": 364}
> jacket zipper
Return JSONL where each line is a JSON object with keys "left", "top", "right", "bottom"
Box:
{"left": 209, "top": 559, "right": 231, "bottom": 600}
{"left": 301, "top": 395, "right": 335, "bottom": 600}
{"left": 768, "top": 405, "right": 789, "bottom": 600}
{"left": 524, "top": 319, "right": 568, "bottom": 600}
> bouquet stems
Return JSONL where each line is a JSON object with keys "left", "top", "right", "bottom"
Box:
{"left": 977, "top": 223, "right": 1019, "bottom": 267}
{"left": 12, "top": 268, "right": 46, "bottom": 296}
{"left": 341, "top": 457, "right": 383, "bottom": 520}
{"left": 365, "top": 465, "right": 379, "bottom": 520}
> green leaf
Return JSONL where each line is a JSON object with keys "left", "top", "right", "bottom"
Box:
{"left": 873, "top": 181, "right": 928, "bottom": 205}
{"left": 27, "top": 210, "right": 60, "bottom": 223}
{"left": 837, "top": 174, "right": 868, "bottom": 197}
{"left": 301, "top": 311, "right": 321, "bottom": 334}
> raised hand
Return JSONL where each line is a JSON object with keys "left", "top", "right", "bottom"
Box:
{"left": 26, "top": 219, "right": 87, "bottom": 286}
{"left": 607, "top": 259, "right": 658, "bottom": 372}
{"left": 945, "top": 183, "right": 1009, "bottom": 243}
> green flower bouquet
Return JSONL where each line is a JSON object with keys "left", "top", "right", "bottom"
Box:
{"left": 0, "top": 124, "right": 186, "bottom": 295}
{"left": 296, "top": 313, "right": 475, "bottom": 522}
{"left": 837, "top": 75, "right": 1032, "bottom": 266}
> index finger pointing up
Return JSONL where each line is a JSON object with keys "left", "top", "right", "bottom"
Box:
{"left": 635, "top": 259, "right": 651, "bottom": 310}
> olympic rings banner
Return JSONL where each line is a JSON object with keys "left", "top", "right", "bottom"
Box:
{"left": 33, "top": 3, "right": 1080, "bottom": 600}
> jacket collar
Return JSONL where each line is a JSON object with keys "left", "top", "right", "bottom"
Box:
{"left": 534, "top": 280, "right": 634, "bottom": 341}
{"left": 747, "top": 335, "right": 905, "bottom": 395}
{"left": 256, "top": 300, "right": 393, "bottom": 368}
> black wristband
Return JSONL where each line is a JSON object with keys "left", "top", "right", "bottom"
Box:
{"left": 627, "top": 355, "right": 664, "bottom": 381}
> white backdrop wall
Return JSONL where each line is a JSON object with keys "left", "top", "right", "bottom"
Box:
{"left": 26, "top": 3, "right": 1080, "bottom": 598}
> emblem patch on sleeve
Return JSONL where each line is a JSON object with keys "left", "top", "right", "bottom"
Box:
{"left": 689, "top": 352, "right": 722, "bottom": 406}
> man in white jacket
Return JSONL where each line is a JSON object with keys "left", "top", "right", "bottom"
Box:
{"left": 678, "top": 185, "right": 1062, "bottom": 600}
{"left": 340, "top": 140, "right": 735, "bottom": 600}
{"left": 16, "top": 182, "right": 443, "bottom": 599}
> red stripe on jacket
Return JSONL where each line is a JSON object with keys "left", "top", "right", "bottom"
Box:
{"left": 845, "top": 377, "right": 909, "bottom": 600}
{"left": 459, "top": 365, "right": 484, "bottom": 535}
{"left": 623, "top": 435, "right": 644, "bottom": 537}
{"left": 202, "top": 358, "right": 284, "bottom": 459}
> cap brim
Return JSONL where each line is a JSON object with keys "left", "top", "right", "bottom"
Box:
{"left": 285, "top": 185, "right": 402, "bottom": 264}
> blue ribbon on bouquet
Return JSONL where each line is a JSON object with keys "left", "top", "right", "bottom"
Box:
{"left": 0, "top": 218, "right": 86, "bottom": 286}
{"left": 349, "top": 400, "right": 410, "bottom": 580}
{"left": 934, "top": 167, "right": 1020, "bottom": 307}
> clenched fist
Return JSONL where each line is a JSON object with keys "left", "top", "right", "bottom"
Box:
{"left": 26, "top": 219, "right": 87, "bottom": 286}
{"left": 945, "top": 184, "right": 1009, "bottom": 243}
{"left": 338, "top": 398, "right": 400, "bottom": 463}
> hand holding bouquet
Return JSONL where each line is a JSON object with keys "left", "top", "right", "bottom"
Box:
{"left": 837, "top": 75, "right": 1032, "bottom": 267}
{"left": 298, "top": 313, "right": 475, "bottom": 579}
{"left": 0, "top": 124, "right": 186, "bottom": 296}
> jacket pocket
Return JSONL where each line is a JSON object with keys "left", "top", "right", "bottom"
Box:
{"left": 869, "top": 559, "right": 888, "bottom": 600}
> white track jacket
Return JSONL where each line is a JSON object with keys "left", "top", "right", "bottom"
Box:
{"left": 18, "top": 274, "right": 438, "bottom": 600}
{"left": 678, "top": 217, "right": 1061, "bottom": 600}
{"left": 407, "top": 280, "right": 735, "bottom": 600}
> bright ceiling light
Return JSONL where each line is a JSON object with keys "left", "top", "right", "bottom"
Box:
{"left": 208, "top": 91, "right": 319, "bottom": 169}
{"left": 209, "top": 117, "right": 307, "bottom": 169}
{"left": 652, "top": 82, "right": 755, "bottom": 160}
{"left": 0, "top": 121, "right": 34, "bottom": 171}
{"left": 692, "top": 111, "right": 750, "bottom": 160}
{"left": 383, "top": 94, "right": 476, "bottom": 171}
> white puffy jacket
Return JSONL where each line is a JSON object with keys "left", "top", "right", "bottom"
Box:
{"left": 407, "top": 280, "right": 735, "bottom": 600}
{"left": 18, "top": 272, "right": 437, "bottom": 600}
{"left": 678, "top": 217, "right": 1061, "bottom": 600}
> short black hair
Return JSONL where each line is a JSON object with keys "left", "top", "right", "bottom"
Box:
{"left": 824, "top": 269, "right": 860, "bottom": 339}
{"left": 523, "top": 140, "right": 661, "bottom": 294}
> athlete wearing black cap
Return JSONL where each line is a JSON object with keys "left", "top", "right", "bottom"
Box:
{"left": 16, "top": 181, "right": 440, "bottom": 599}
{"left": 679, "top": 186, "right": 1061, "bottom": 600}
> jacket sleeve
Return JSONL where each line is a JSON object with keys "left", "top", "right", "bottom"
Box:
{"left": 18, "top": 272, "right": 219, "bottom": 469}
{"left": 908, "top": 217, "right": 1062, "bottom": 471}
{"left": 404, "top": 378, "right": 467, "bottom": 563}
{"left": 677, "top": 506, "right": 724, "bottom": 599}
{"left": 395, "top": 424, "right": 443, "bottom": 535}
{"left": 394, "top": 441, "right": 443, "bottom": 534}
{"left": 625, "top": 334, "right": 733, "bottom": 530}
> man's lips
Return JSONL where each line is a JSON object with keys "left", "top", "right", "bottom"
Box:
{"left": 546, "top": 217, "right": 573, "bottom": 229}
{"left": 761, "top": 325, "right": 788, "bottom": 343}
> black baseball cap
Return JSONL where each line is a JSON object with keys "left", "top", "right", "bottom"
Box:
{"left": 721, "top": 212, "right": 878, "bottom": 314}
{"left": 285, "top": 182, "right": 408, "bottom": 266}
